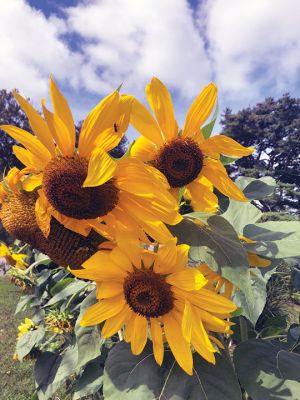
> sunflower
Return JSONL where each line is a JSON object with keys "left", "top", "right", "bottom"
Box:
{"left": 0, "top": 242, "right": 28, "bottom": 270}
{"left": 0, "top": 77, "right": 181, "bottom": 243}
{"left": 129, "top": 77, "right": 254, "bottom": 211}
{"left": 17, "top": 318, "right": 35, "bottom": 337}
{"left": 70, "top": 236, "right": 236, "bottom": 375}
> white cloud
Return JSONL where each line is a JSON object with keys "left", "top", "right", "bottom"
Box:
{"left": 0, "top": 0, "right": 82, "bottom": 104}
{"left": 198, "top": 0, "right": 300, "bottom": 108}
{"left": 65, "top": 0, "right": 212, "bottom": 101}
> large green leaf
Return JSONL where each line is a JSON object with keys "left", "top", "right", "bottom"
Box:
{"left": 243, "top": 221, "right": 300, "bottom": 259}
{"left": 75, "top": 289, "right": 103, "bottom": 370}
{"left": 35, "top": 347, "right": 78, "bottom": 400}
{"left": 169, "top": 215, "right": 263, "bottom": 323}
{"left": 103, "top": 341, "right": 242, "bottom": 400}
{"left": 73, "top": 356, "right": 104, "bottom": 399}
{"left": 16, "top": 326, "right": 45, "bottom": 361}
{"left": 233, "top": 339, "right": 300, "bottom": 400}
{"left": 44, "top": 280, "right": 89, "bottom": 306}
{"left": 15, "top": 294, "right": 35, "bottom": 314}
{"left": 236, "top": 176, "right": 276, "bottom": 200}
{"left": 222, "top": 199, "right": 262, "bottom": 235}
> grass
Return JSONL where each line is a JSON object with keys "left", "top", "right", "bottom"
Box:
{"left": 0, "top": 276, "right": 35, "bottom": 400}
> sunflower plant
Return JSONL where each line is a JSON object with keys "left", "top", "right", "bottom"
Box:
{"left": 1, "top": 77, "right": 300, "bottom": 400}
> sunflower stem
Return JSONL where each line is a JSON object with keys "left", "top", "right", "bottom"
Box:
{"left": 239, "top": 316, "right": 248, "bottom": 342}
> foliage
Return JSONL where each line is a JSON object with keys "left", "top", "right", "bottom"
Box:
{"left": 0, "top": 90, "right": 31, "bottom": 174}
{"left": 221, "top": 94, "right": 300, "bottom": 217}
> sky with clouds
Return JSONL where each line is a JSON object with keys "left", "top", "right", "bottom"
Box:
{"left": 0, "top": 0, "right": 299, "bottom": 139}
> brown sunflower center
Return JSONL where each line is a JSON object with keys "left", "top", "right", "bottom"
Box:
{"left": 43, "top": 156, "right": 119, "bottom": 220}
{"left": 123, "top": 269, "right": 174, "bottom": 318}
{"left": 153, "top": 138, "right": 204, "bottom": 187}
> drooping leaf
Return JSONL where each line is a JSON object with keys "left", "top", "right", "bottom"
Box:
{"left": 73, "top": 356, "right": 104, "bottom": 399}
{"left": 49, "top": 277, "right": 75, "bottom": 296}
{"left": 103, "top": 340, "right": 242, "bottom": 400}
{"left": 75, "top": 289, "right": 103, "bottom": 370}
{"left": 44, "top": 280, "right": 89, "bottom": 307}
{"left": 16, "top": 326, "right": 45, "bottom": 361}
{"left": 236, "top": 176, "right": 276, "bottom": 200}
{"left": 233, "top": 339, "right": 300, "bottom": 400}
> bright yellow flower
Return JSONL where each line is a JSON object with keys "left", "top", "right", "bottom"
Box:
{"left": 130, "top": 77, "right": 254, "bottom": 211}
{"left": 17, "top": 318, "right": 35, "bottom": 337}
{"left": 70, "top": 236, "right": 236, "bottom": 375}
{"left": 0, "top": 77, "right": 181, "bottom": 243}
{"left": 0, "top": 242, "right": 28, "bottom": 270}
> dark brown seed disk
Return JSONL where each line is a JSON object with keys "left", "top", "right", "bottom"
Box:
{"left": 123, "top": 269, "right": 174, "bottom": 318}
{"left": 43, "top": 156, "right": 119, "bottom": 220}
{"left": 153, "top": 138, "right": 204, "bottom": 188}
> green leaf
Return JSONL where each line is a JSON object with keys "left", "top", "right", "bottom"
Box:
{"left": 15, "top": 294, "right": 35, "bottom": 314}
{"left": 44, "top": 280, "right": 89, "bottom": 307}
{"left": 75, "top": 289, "right": 104, "bottom": 370}
{"left": 16, "top": 326, "right": 45, "bottom": 361}
{"left": 220, "top": 155, "right": 239, "bottom": 165}
{"left": 244, "top": 221, "right": 300, "bottom": 259}
{"left": 259, "top": 316, "right": 288, "bottom": 338}
{"left": 73, "top": 356, "right": 104, "bottom": 399}
{"left": 201, "top": 101, "right": 218, "bottom": 139}
{"left": 236, "top": 176, "right": 276, "bottom": 200}
{"left": 49, "top": 277, "right": 75, "bottom": 296}
{"left": 221, "top": 199, "right": 262, "bottom": 235}
{"left": 103, "top": 340, "right": 242, "bottom": 400}
{"left": 233, "top": 339, "right": 300, "bottom": 400}
{"left": 170, "top": 215, "right": 262, "bottom": 324}
{"left": 35, "top": 347, "right": 78, "bottom": 400}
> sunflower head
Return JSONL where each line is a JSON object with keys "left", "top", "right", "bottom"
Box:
{"left": 71, "top": 236, "right": 236, "bottom": 375}
{"left": 153, "top": 137, "right": 204, "bottom": 188}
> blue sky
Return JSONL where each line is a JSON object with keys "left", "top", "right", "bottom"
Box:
{"left": 1, "top": 0, "right": 300, "bottom": 140}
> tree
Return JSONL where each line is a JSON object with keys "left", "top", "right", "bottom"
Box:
{"left": 221, "top": 94, "right": 300, "bottom": 217}
{"left": 0, "top": 89, "right": 31, "bottom": 174}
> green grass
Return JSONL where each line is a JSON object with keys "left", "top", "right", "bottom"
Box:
{"left": 0, "top": 276, "right": 35, "bottom": 400}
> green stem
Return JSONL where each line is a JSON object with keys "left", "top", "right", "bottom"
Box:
{"left": 263, "top": 334, "right": 287, "bottom": 341}
{"left": 239, "top": 316, "right": 248, "bottom": 342}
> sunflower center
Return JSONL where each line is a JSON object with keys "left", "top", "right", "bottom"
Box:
{"left": 123, "top": 269, "right": 174, "bottom": 318}
{"left": 43, "top": 156, "right": 119, "bottom": 220}
{"left": 154, "top": 138, "right": 204, "bottom": 187}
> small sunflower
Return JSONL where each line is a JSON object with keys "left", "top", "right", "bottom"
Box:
{"left": 70, "top": 236, "right": 236, "bottom": 375}
{"left": 0, "top": 242, "right": 28, "bottom": 270}
{"left": 0, "top": 77, "right": 181, "bottom": 243}
{"left": 17, "top": 318, "right": 35, "bottom": 337}
{"left": 130, "top": 77, "right": 254, "bottom": 211}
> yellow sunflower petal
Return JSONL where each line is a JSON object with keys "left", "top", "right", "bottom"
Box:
{"left": 13, "top": 146, "right": 46, "bottom": 172}
{"left": 83, "top": 147, "right": 117, "bottom": 187}
{"left": 202, "top": 159, "right": 247, "bottom": 202}
{"left": 247, "top": 252, "right": 271, "bottom": 267}
{"left": 201, "top": 135, "right": 254, "bottom": 157}
{"left": 130, "top": 314, "right": 148, "bottom": 355}
{"left": 150, "top": 318, "right": 164, "bottom": 366}
{"left": 167, "top": 269, "right": 207, "bottom": 291}
{"left": 49, "top": 76, "right": 75, "bottom": 155}
{"left": 154, "top": 237, "right": 178, "bottom": 274}
{"left": 22, "top": 173, "right": 43, "bottom": 191}
{"left": 101, "top": 304, "right": 131, "bottom": 338}
{"left": 96, "top": 281, "right": 123, "bottom": 299}
{"left": 0, "top": 125, "right": 51, "bottom": 166}
{"left": 78, "top": 91, "right": 120, "bottom": 158}
{"left": 13, "top": 91, "right": 56, "bottom": 155}
{"left": 163, "top": 312, "right": 193, "bottom": 375}
{"left": 146, "top": 77, "right": 178, "bottom": 141}
{"left": 182, "top": 301, "right": 193, "bottom": 342}
{"left": 80, "top": 295, "right": 125, "bottom": 326}
{"left": 192, "top": 316, "right": 216, "bottom": 364}
{"left": 130, "top": 136, "right": 157, "bottom": 162}
{"left": 183, "top": 83, "right": 218, "bottom": 137}
{"left": 209, "top": 335, "right": 225, "bottom": 349}
{"left": 130, "top": 97, "right": 164, "bottom": 145}
{"left": 35, "top": 196, "right": 51, "bottom": 238}
{"left": 187, "top": 180, "right": 219, "bottom": 212}
{"left": 42, "top": 100, "right": 73, "bottom": 157}
{"left": 78, "top": 251, "right": 127, "bottom": 281}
